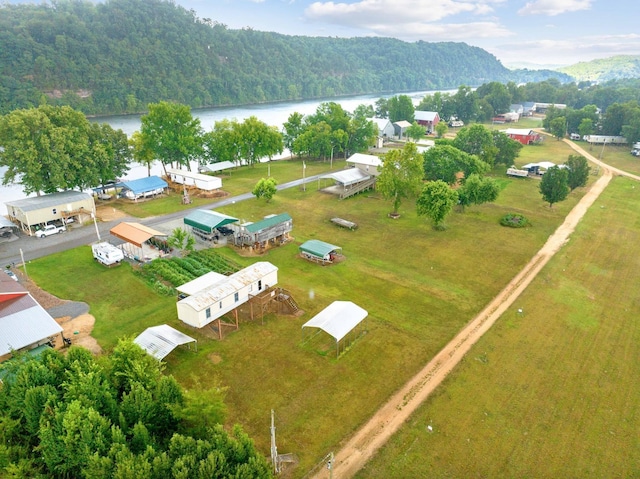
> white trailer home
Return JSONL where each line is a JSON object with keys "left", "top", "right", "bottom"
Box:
{"left": 176, "top": 262, "right": 278, "bottom": 329}
{"left": 167, "top": 168, "right": 223, "bottom": 192}
{"left": 584, "top": 135, "right": 627, "bottom": 145}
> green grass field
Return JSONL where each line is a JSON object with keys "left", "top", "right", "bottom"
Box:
{"left": 355, "top": 176, "right": 640, "bottom": 478}
{"left": 27, "top": 137, "right": 618, "bottom": 477}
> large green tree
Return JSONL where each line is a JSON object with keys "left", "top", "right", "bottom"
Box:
{"left": 0, "top": 105, "right": 129, "bottom": 194}
{"left": 539, "top": 165, "right": 570, "bottom": 207}
{"left": 202, "top": 119, "right": 242, "bottom": 166}
{"left": 492, "top": 130, "right": 523, "bottom": 166}
{"left": 252, "top": 177, "right": 278, "bottom": 202}
{"left": 423, "top": 144, "right": 489, "bottom": 185}
{"left": 416, "top": 180, "right": 458, "bottom": 230}
{"left": 377, "top": 143, "right": 424, "bottom": 215}
{"left": 387, "top": 95, "right": 415, "bottom": 123}
{"left": 453, "top": 124, "right": 497, "bottom": 166}
{"left": 457, "top": 173, "right": 500, "bottom": 211}
{"left": 237, "top": 116, "right": 283, "bottom": 166}
{"left": 565, "top": 154, "right": 590, "bottom": 190}
{"left": 140, "top": 101, "right": 203, "bottom": 174}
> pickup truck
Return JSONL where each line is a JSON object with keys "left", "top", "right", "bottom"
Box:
{"left": 35, "top": 224, "right": 66, "bottom": 238}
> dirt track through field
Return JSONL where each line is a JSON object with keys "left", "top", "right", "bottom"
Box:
{"left": 310, "top": 139, "right": 635, "bottom": 479}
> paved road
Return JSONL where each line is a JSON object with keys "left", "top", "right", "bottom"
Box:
{"left": 0, "top": 174, "right": 325, "bottom": 268}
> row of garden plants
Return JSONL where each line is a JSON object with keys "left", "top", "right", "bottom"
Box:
{"left": 136, "top": 249, "right": 242, "bottom": 295}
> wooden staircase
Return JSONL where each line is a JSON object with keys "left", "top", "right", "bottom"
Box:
{"left": 275, "top": 288, "right": 301, "bottom": 315}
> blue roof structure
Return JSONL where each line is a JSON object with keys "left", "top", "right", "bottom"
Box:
{"left": 120, "top": 176, "right": 168, "bottom": 195}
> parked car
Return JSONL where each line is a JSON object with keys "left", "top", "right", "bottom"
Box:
{"left": 35, "top": 224, "right": 66, "bottom": 238}
{"left": 3, "top": 269, "right": 18, "bottom": 281}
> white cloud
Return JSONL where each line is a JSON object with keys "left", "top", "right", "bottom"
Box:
{"left": 304, "top": 0, "right": 512, "bottom": 41}
{"left": 491, "top": 34, "right": 640, "bottom": 66}
{"left": 518, "top": 0, "right": 592, "bottom": 16}
{"left": 305, "top": 0, "right": 505, "bottom": 25}
{"left": 373, "top": 21, "right": 513, "bottom": 41}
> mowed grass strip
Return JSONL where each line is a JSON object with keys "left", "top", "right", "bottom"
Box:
{"left": 109, "top": 158, "right": 347, "bottom": 218}
{"left": 356, "top": 176, "right": 640, "bottom": 479}
{"left": 27, "top": 139, "right": 591, "bottom": 475}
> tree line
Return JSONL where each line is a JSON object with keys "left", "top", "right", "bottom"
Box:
{"left": 0, "top": 0, "right": 569, "bottom": 116}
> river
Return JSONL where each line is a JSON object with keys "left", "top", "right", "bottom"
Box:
{"left": 0, "top": 89, "right": 448, "bottom": 215}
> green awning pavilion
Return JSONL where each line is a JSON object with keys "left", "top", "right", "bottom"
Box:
{"left": 299, "top": 239, "right": 342, "bottom": 261}
{"left": 183, "top": 210, "right": 238, "bottom": 233}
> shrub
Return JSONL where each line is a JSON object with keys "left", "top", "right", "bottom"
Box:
{"left": 500, "top": 213, "right": 530, "bottom": 228}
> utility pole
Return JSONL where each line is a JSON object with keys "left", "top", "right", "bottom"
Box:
{"left": 270, "top": 410, "right": 279, "bottom": 474}
{"left": 19, "top": 248, "right": 27, "bottom": 279}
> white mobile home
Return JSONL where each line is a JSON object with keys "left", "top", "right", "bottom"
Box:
{"left": 167, "top": 168, "right": 222, "bottom": 191}
{"left": 176, "top": 262, "right": 278, "bottom": 329}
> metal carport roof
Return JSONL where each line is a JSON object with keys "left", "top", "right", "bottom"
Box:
{"left": 320, "top": 168, "right": 371, "bottom": 187}
{"left": 120, "top": 176, "right": 168, "bottom": 195}
{"left": 302, "top": 301, "right": 367, "bottom": 342}
{"left": 184, "top": 210, "right": 238, "bottom": 233}
{"left": 299, "top": 239, "right": 342, "bottom": 259}
{"left": 134, "top": 324, "right": 197, "bottom": 360}
{"left": 110, "top": 222, "right": 167, "bottom": 248}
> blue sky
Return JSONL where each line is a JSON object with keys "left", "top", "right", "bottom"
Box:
{"left": 174, "top": 0, "right": 640, "bottom": 68}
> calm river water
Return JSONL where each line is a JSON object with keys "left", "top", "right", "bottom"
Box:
{"left": 0, "top": 89, "right": 448, "bottom": 215}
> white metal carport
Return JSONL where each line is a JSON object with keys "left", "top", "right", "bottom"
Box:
{"left": 134, "top": 325, "right": 197, "bottom": 360}
{"left": 302, "top": 301, "right": 368, "bottom": 358}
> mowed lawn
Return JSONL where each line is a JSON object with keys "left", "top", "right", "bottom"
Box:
{"left": 356, "top": 176, "right": 640, "bottom": 478}
{"left": 27, "top": 139, "right": 592, "bottom": 476}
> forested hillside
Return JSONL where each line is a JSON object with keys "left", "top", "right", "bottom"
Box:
{"left": 559, "top": 55, "right": 640, "bottom": 83}
{"left": 0, "top": 0, "right": 568, "bottom": 116}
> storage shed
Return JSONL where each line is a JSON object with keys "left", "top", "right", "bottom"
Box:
{"left": 177, "top": 261, "right": 278, "bottom": 331}
{"left": 167, "top": 168, "right": 222, "bottom": 192}
{"left": 184, "top": 210, "right": 238, "bottom": 242}
{"left": 302, "top": 301, "right": 368, "bottom": 358}
{"left": 5, "top": 191, "right": 95, "bottom": 235}
{"left": 119, "top": 176, "right": 168, "bottom": 200}
{"left": 299, "top": 239, "right": 343, "bottom": 264}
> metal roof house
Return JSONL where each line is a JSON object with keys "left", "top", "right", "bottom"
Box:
{"left": 299, "top": 239, "right": 343, "bottom": 265}
{"left": 119, "top": 176, "right": 168, "bottom": 201}
{"left": 176, "top": 261, "right": 278, "bottom": 330}
{"left": 5, "top": 191, "right": 95, "bottom": 235}
{"left": 232, "top": 213, "right": 292, "bottom": 249}
{"left": 371, "top": 118, "right": 396, "bottom": 139}
{"left": 414, "top": 111, "right": 440, "bottom": 133}
{"left": 504, "top": 128, "right": 542, "bottom": 145}
{"left": 0, "top": 271, "right": 63, "bottom": 362}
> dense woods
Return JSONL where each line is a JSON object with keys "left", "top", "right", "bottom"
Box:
{"left": 0, "top": 341, "right": 273, "bottom": 478}
{"left": 0, "top": 0, "right": 569, "bottom": 116}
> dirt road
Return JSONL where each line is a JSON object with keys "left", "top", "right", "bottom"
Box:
{"left": 311, "top": 141, "right": 631, "bottom": 479}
